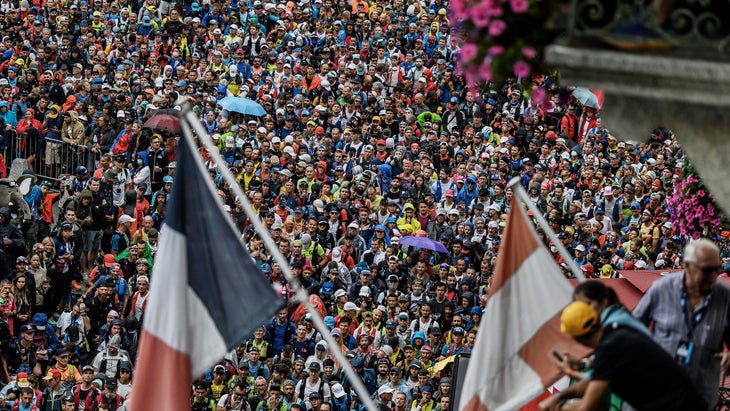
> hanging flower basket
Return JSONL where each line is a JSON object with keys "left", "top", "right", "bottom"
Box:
{"left": 667, "top": 161, "right": 721, "bottom": 239}
{"left": 453, "top": 0, "right": 561, "bottom": 92}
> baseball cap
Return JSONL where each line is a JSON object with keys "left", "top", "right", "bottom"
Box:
{"left": 118, "top": 214, "right": 136, "bottom": 224}
{"left": 378, "top": 386, "right": 395, "bottom": 397}
{"left": 43, "top": 369, "right": 62, "bottom": 380}
{"left": 560, "top": 301, "right": 599, "bottom": 338}
{"left": 16, "top": 372, "right": 30, "bottom": 388}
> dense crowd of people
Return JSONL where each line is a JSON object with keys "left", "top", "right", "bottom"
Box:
{"left": 0, "top": 0, "right": 727, "bottom": 409}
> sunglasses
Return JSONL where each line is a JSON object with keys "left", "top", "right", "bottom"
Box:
{"left": 697, "top": 264, "right": 722, "bottom": 276}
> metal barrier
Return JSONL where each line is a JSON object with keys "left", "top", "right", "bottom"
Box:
{"left": 3, "top": 131, "right": 91, "bottom": 182}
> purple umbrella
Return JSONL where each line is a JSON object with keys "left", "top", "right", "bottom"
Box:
{"left": 398, "top": 235, "right": 450, "bottom": 254}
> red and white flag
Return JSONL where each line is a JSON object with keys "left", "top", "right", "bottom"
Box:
{"left": 459, "top": 197, "right": 589, "bottom": 411}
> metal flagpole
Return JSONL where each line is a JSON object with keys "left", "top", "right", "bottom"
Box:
{"left": 508, "top": 177, "right": 586, "bottom": 282}
{"left": 178, "top": 104, "right": 380, "bottom": 411}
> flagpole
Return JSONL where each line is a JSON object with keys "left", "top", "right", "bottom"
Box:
{"left": 508, "top": 177, "right": 586, "bottom": 282}
{"left": 179, "top": 105, "right": 380, "bottom": 411}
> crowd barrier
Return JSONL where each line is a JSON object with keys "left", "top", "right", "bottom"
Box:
{"left": 3, "top": 130, "right": 96, "bottom": 182}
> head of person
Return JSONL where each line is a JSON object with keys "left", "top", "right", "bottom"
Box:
{"left": 572, "top": 280, "right": 619, "bottom": 316}
{"left": 683, "top": 238, "right": 722, "bottom": 296}
{"left": 560, "top": 301, "right": 602, "bottom": 347}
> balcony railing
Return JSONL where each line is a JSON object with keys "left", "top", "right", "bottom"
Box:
{"left": 567, "top": 0, "right": 730, "bottom": 54}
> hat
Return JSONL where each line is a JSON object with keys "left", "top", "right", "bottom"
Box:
{"left": 43, "top": 369, "right": 62, "bottom": 380}
{"left": 118, "top": 215, "right": 135, "bottom": 224}
{"left": 108, "top": 334, "right": 122, "bottom": 348}
{"left": 343, "top": 302, "right": 359, "bottom": 311}
{"left": 409, "top": 360, "right": 421, "bottom": 369}
{"left": 16, "top": 256, "right": 29, "bottom": 264}
{"left": 378, "top": 386, "right": 395, "bottom": 397}
{"left": 575, "top": 244, "right": 586, "bottom": 252}
{"left": 309, "top": 392, "right": 321, "bottom": 400}
{"left": 105, "top": 376, "right": 117, "bottom": 388}
{"left": 308, "top": 362, "right": 321, "bottom": 371}
{"left": 331, "top": 383, "right": 346, "bottom": 398}
{"left": 560, "top": 301, "right": 599, "bottom": 338}
{"left": 452, "top": 326, "right": 465, "bottom": 335}
{"left": 359, "top": 286, "right": 371, "bottom": 297}
{"left": 16, "top": 372, "right": 30, "bottom": 388}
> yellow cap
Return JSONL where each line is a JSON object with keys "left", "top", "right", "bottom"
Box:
{"left": 560, "top": 301, "right": 599, "bottom": 338}
{"left": 404, "top": 203, "right": 415, "bottom": 211}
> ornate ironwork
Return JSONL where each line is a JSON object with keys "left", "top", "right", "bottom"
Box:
{"left": 567, "top": 0, "right": 730, "bottom": 53}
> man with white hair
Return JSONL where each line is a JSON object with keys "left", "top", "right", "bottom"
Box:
{"left": 634, "top": 238, "right": 730, "bottom": 409}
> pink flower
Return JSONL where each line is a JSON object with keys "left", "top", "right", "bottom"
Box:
{"left": 488, "top": 20, "right": 506, "bottom": 37}
{"left": 478, "top": 59, "right": 493, "bottom": 82}
{"left": 513, "top": 60, "right": 530, "bottom": 78}
{"left": 522, "top": 46, "right": 537, "bottom": 59}
{"left": 487, "top": 45, "right": 505, "bottom": 57}
{"left": 450, "top": 0, "right": 469, "bottom": 20}
{"left": 531, "top": 87, "right": 547, "bottom": 105}
{"left": 510, "top": 0, "right": 529, "bottom": 13}
{"left": 464, "top": 72, "right": 480, "bottom": 95}
{"left": 471, "top": 2, "right": 491, "bottom": 27}
{"left": 486, "top": 0, "right": 503, "bottom": 16}
{"left": 460, "top": 43, "right": 478, "bottom": 62}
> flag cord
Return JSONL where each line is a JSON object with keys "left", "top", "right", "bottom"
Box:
{"left": 179, "top": 105, "right": 381, "bottom": 411}
{"left": 508, "top": 177, "right": 586, "bottom": 282}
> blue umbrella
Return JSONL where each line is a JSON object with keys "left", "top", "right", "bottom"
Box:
{"left": 572, "top": 87, "right": 600, "bottom": 109}
{"left": 398, "top": 235, "right": 450, "bottom": 254}
{"left": 217, "top": 96, "right": 267, "bottom": 116}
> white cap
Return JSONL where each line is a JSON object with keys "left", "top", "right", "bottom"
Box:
{"left": 118, "top": 215, "right": 136, "bottom": 224}
{"left": 331, "top": 383, "right": 346, "bottom": 399}
{"left": 343, "top": 302, "right": 359, "bottom": 311}
{"left": 378, "top": 386, "right": 395, "bottom": 397}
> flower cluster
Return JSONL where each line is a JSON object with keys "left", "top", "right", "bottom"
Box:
{"left": 453, "top": 0, "right": 560, "bottom": 92}
{"left": 667, "top": 161, "right": 721, "bottom": 239}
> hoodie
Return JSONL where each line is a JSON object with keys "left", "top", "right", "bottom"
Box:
{"left": 70, "top": 190, "right": 94, "bottom": 229}
{"left": 456, "top": 176, "right": 479, "bottom": 209}
{"left": 28, "top": 313, "right": 60, "bottom": 354}
{"left": 61, "top": 110, "right": 85, "bottom": 146}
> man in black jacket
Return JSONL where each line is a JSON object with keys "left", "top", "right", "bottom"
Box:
{"left": 0, "top": 207, "right": 25, "bottom": 278}
{"left": 542, "top": 301, "right": 706, "bottom": 411}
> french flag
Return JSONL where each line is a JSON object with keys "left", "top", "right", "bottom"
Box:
{"left": 130, "top": 128, "right": 283, "bottom": 410}
{"left": 459, "top": 197, "right": 590, "bottom": 411}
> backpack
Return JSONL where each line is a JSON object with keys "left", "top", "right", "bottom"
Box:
{"left": 267, "top": 321, "right": 293, "bottom": 348}
{"left": 309, "top": 241, "right": 322, "bottom": 268}
{"left": 298, "top": 378, "right": 326, "bottom": 401}
{"left": 413, "top": 318, "right": 434, "bottom": 333}
{"left": 73, "top": 384, "right": 99, "bottom": 410}
{"left": 13, "top": 400, "right": 38, "bottom": 411}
